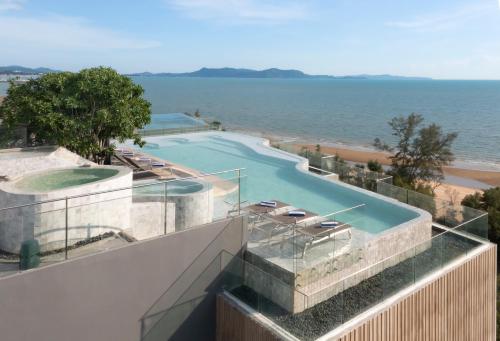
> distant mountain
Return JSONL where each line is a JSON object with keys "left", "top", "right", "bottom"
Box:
{"left": 0, "top": 65, "right": 61, "bottom": 75}
{"left": 129, "top": 67, "right": 315, "bottom": 79}
{"left": 352, "top": 74, "right": 431, "bottom": 81}
{"left": 127, "top": 67, "right": 432, "bottom": 80}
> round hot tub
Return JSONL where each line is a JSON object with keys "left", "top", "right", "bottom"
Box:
{"left": 133, "top": 179, "right": 213, "bottom": 231}
{"left": 0, "top": 166, "right": 132, "bottom": 253}
{"left": 14, "top": 168, "right": 120, "bottom": 192}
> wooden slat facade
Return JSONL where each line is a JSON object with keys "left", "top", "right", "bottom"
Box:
{"left": 333, "top": 244, "right": 496, "bottom": 341}
{"left": 216, "top": 294, "right": 285, "bottom": 341}
{"left": 217, "top": 244, "right": 496, "bottom": 341}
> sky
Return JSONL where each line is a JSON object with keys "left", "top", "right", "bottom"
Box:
{"left": 1, "top": 0, "right": 500, "bottom": 79}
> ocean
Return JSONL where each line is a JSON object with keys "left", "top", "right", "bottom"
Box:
{"left": 2, "top": 78, "right": 500, "bottom": 169}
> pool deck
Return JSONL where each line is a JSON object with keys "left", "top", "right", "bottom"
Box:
{"left": 116, "top": 147, "right": 239, "bottom": 198}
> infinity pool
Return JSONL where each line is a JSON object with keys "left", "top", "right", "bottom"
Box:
{"left": 131, "top": 133, "right": 421, "bottom": 233}
{"left": 143, "top": 113, "right": 206, "bottom": 130}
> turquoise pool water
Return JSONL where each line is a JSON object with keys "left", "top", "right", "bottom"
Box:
{"left": 15, "top": 168, "right": 119, "bottom": 192}
{"left": 134, "top": 180, "right": 208, "bottom": 196}
{"left": 143, "top": 113, "right": 206, "bottom": 130}
{"left": 136, "top": 134, "right": 420, "bottom": 233}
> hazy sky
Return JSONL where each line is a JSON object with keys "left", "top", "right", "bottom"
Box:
{"left": 1, "top": 0, "right": 500, "bottom": 79}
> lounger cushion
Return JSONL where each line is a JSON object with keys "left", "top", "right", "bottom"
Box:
{"left": 288, "top": 210, "right": 306, "bottom": 217}
{"left": 259, "top": 201, "right": 277, "bottom": 208}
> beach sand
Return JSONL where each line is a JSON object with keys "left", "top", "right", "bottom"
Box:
{"left": 282, "top": 143, "right": 498, "bottom": 204}
{"left": 296, "top": 144, "right": 500, "bottom": 188}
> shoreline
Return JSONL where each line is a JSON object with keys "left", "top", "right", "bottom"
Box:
{"left": 227, "top": 127, "right": 499, "bottom": 204}
{"left": 294, "top": 143, "right": 500, "bottom": 188}
{"left": 229, "top": 126, "right": 500, "bottom": 172}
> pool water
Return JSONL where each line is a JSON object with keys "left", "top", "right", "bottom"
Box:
{"left": 143, "top": 113, "right": 206, "bottom": 130}
{"left": 134, "top": 180, "right": 207, "bottom": 196}
{"left": 15, "top": 168, "right": 119, "bottom": 192}
{"left": 132, "top": 134, "right": 420, "bottom": 234}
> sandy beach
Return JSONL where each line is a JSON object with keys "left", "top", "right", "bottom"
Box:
{"left": 295, "top": 143, "right": 500, "bottom": 187}
{"left": 286, "top": 143, "right": 498, "bottom": 203}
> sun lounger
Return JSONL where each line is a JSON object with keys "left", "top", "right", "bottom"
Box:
{"left": 245, "top": 200, "right": 291, "bottom": 227}
{"left": 260, "top": 208, "right": 319, "bottom": 244}
{"left": 271, "top": 209, "right": 317, "bottom": 225}
{"left": 247, "top": 200, "right": 289, "bottom": 215}
{"left": 294, "top": 221, "right": 352, "bottom": 258}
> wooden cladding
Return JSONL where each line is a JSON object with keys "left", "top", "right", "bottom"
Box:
{"left": 333, "top": 244, "right": 497, "bottom": 341}
{"left": 217, "top": 245, "right": 496, "bottom": 341}
{"left": 216, "top": 294, "right": 284, "bottom": 341}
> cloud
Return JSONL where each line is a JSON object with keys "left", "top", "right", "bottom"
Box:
{"left": 0, "top": 14, "right": 161, "bottom": 49}
{"left": 385, "top": 3, "right": 495, "bottom": 31}
{"left": 166, "top": 0, "right": 309, "bottom": 23}
{"left": 0, "top": 0, "right": 24, "bottom": 11}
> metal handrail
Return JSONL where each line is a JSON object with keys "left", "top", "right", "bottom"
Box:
{"left": 0, "top": 167, "right": 246, "bottom": 212}
{"left": 308, "top": 165, "right": 335, "bottom": 175}
{"left": 322, "top": 204, "right": 366, "bottom": 219}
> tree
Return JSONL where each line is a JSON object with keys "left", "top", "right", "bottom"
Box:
{"left": 462, "top": 187, "right": 500, "bottom": 244}
{"left": 0, "top": 67, "right": 151, "bottom": 164}
{"left": 374, "top": 113, "right": 457, "bottom": 191}
{"left": 367, "top": 160, "right": 383, "bottom": 173}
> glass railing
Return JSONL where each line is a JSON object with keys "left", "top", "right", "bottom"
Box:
{"left": 231, "top": 216, "right": 485, "bottom": 341}
{"left": 271, "top": 143, "right": 488, "bottom": 241}
{"left": 137, "top": 125, "right": 214, "bottom": 137}
{"left": 221, "top": 251, "right": 309, "bottom": 333}
{"left": 272, "top": 143, "right": 393, "bottom": 191}
{"left": 246, "top": 204, "right": 374, "bottom": 297}
{"left": 0, "top": 168, "right": 246, "bottom": 277}
{"left": 376, "top": 181, "right": 488, "bottom": 239}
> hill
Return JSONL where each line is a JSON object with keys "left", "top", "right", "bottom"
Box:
{"left": 0, "top": 65, "right": 60, "bottom": 75}
{"left": 127, "top": 67, "right": 432, "bottom": 80}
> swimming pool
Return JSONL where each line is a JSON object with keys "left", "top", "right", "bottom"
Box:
{"left": 129, "top": 132, "right": 422, "bottom": 234}
{"left": 143, "top": 113, "right": 206, "bottom": 130}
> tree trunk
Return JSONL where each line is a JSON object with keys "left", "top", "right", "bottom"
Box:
{"left": 103, "top": 138, "right": 111, "bottom": 165}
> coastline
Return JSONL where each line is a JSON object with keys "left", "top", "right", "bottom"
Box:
{"left": 227, "top": 126, "right": 499, "bottom": 203}
{"left": 296, "top": 143, "right": 500, "bottom": 188}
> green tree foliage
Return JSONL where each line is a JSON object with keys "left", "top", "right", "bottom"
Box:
{"left": 367, "top": 160, "right": 383, "bottom": 173}
{"left": 462, "top": 187, "right": 500, "bottom": 244}
{"left": 374, "top": 113, "right": 458, "bottom": 191}
{"left": 0, "top": 67, "right": 151, "bottom": 164}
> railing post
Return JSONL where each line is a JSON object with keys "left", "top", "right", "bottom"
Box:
{"left": 237, "top": 169, "right": 241, "bottom": 215}
{"left": 65, "top": 197, "right": 68, "bottom": 260}
{"left": 164, "top": 181, "right": 167, "bottom": 235}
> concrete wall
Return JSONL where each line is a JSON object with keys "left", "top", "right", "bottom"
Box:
{"left": 0, "top": 215, "right": 247, "bottom": 341}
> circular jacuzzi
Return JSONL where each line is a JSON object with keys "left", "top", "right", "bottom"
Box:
{"left": 14, "top": 168, "right": 120, "bottom": 192}
{"left": 0, "top": 166, "right": 132, "bottom": 253}
{"left": 133, "top": 179, "right": 213, "bottom": 231}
